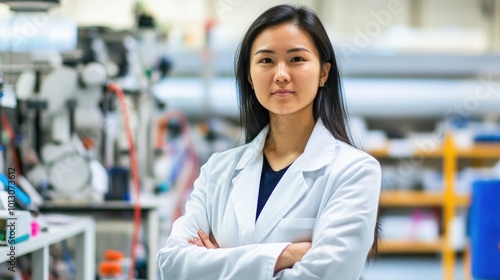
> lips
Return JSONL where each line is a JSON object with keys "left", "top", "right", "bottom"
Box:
{"left": 272, "top": 89, "right": 294, "bottom": 96}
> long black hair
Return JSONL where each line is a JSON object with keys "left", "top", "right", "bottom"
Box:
{"left": 234, "top": 4, "right": 380, "bottom": 257}
{"left": 235, "top": 4, "right": 350, "bottom": 145}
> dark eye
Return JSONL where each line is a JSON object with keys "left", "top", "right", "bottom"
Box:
{"left": 260, "top": 58, "right": 273, "bottom": 64}
{"left": 291, "top": 57, "right": 304, "bottom": 62}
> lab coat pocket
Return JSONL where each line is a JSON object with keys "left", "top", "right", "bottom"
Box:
{"left": 277, "top": 218, "right": 315, "bottom": 243}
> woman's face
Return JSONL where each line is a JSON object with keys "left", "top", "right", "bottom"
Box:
{"left": 249, "top": 23, "right": 330, "bottom": 119}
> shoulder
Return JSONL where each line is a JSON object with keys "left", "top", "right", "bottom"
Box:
{"left": 332, "top": 140, "right": 381, "bottom": 175}
{"left": 320, "top": 141, "right": 381, "bottom": 201}
{"left": 203, "top": 143, "right": 249, "bottom": 171}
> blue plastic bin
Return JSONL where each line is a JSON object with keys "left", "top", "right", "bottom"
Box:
{"left": 471, "top": 180, "right": 500, "bottom": 279}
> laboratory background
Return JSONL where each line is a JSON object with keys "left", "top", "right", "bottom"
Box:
{"left": 0, "top": 0, "right": 500, "bottom": 279}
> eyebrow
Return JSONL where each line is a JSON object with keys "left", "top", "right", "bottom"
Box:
{"left": 254, "top": 47, "right": 311, "bottom": 55}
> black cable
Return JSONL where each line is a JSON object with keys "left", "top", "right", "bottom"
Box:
{"left": 67, "top": 99, "right": 77, "bottom": 136}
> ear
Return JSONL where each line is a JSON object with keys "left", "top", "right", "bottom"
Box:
{"left": 248, "top": 75, "right": 254, "bottom": 89}
{"left": 319, "top": 63, "right": 331, "bottom": 86}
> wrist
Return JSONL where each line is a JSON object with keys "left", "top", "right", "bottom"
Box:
{"left": 275, "top": 244, "right": 294, "bottom": 273}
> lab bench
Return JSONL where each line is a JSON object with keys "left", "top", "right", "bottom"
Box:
{"left": 0, "top": 217, "right": 95, "bottom": 280}
{"left": 39, "top": 200, "right": 160, "bottom": 280}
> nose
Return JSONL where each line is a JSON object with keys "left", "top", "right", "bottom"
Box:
{"left": 274, "top": 62, "right": 290, "bottom": 84}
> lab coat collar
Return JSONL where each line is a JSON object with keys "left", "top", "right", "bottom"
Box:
{"left": 230, "top": 119, "right": 338, "bottom": 243}
{"left": 234, "top": 125, "right": 268, "bottom": 171}
{"left": 299, "top": 119, "right": 338, "bottom": 171}
{"left": 234, "top": 119, "right": 337, "bottom": 173}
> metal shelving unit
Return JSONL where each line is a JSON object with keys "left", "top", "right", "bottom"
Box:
{"left": 371, "top": 137, "right": 500, "bottom": 279}
{"left": 0, "top": 217, "right": 95, "bottom": 280}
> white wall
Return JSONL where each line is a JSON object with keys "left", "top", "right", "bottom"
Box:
{"left": 321, "top": 0, "right": 488, "bottom": 53}
{"left": 420, "top": 0, "right": 487, "bottom": 29}
{"left": 321, "top": 0, "right": 411, "bottom": 34}
{"left": 0, "top": 4, "right": 9, "bottom": 17}
{"left": 0, "top": 0, "right": 489, "bottom": 29}
{"left": 57, "top": 0, "right": 136, "bottom": 28}
{"left": 212, "top": 0, "right": 317, "bottom": 39}
{"left": 0, "top": 0, "right": 493, "bottom": 52}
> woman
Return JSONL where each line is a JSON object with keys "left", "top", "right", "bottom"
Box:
{"left": 157, "top": 4, "right": 381, "bottom": 280}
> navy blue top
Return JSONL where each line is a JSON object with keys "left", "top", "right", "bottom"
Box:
{"left": 256, "top": 155, "right": 291, "bottom": 220}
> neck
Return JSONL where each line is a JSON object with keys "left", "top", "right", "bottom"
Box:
{"left": 265, "top": 114, "right": 316, "bottom": 158}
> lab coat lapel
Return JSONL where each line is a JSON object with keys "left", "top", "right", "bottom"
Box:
{"left": 229, "top": 126, "right": 269, "bottom": 244}
{"left": 254, "top": 119, "right": 336, "bottom": 243}
{"left": 254, "top": 164, "right": 308, "bottom": 243}
{"left": 230, "top": 159, "right": 262, "bottom": 244}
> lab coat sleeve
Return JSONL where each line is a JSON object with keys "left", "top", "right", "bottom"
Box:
{"left": 157, "top": 160, "right": 291, "bottom": 280}
{"left": 278, "top": 156, "right": 381, "bottom": 280}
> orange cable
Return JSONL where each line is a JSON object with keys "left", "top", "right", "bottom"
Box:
{"left": 161, "top": 110, "right": 200, "bottom": 222}
{"left": 107, "top": 83, "right": 141, "bottom": 280}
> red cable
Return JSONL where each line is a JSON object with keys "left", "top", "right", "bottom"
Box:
{"left": 2, "top": 112, "right": 22, "bottom": 184}
{"left": 1, "top": 113, "right": 14, "bottom": 139}
{"left": 159, "top": 110, "right": 200, "bottom": 222}
{"left": 172, "top": 149, "right": 199, "bottom": 222}
{"left": 107, "top": 83, "right": 141, "bottom": 280}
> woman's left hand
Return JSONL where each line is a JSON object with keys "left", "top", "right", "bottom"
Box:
{"left": 188, "top": 230, "right": 220, "bottom": 249}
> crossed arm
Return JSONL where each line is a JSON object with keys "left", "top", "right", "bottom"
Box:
{"left": 157, "top": 163, "right": 293, "bottom": 280}
{"left": 157, "top": 157, "right": 381, "bottom": 280}
{"left": 188, "top": 230, "right": 312, "bottom": 274}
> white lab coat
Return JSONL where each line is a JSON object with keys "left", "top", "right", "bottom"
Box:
{"left": 157, "top": 119, "right": 381, "bottom": 280}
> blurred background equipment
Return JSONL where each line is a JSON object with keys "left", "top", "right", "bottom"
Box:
{"left": 1, "top": 0, "right": 500, "bottom": 279}
{"left": 0, "top": 0, "right": 60, "bottom": 12}
{"left": 470, "top": 179, "right": 500, "bottom": 279}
